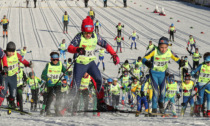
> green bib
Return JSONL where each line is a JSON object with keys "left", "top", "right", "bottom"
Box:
{"left": 17, "top": 69, "right": 24, "bottom": 87}
{"left": 149, "top": 44, "right": 154, "bottom": 50}
{"left": 198, "top": 64, "right": 210, "bottom": 83}
{"left": 133, "top": 69, "right": 141, "bottom": 79}
{"left": 47, "top": 62, "right": 62, "bottom": 84}
{"left": 76, "top": 33, "right": 97, "bottom": 65}
{"left": 67, "top": 62, "right": 73, "bottom": 72}
{"left": 189, "top": 38, "right": 195, "bottom": 44}
{"left": 122, "top": 64, "right": 130, "bottom": 71}
{"left": 20, "top": 49, "right": 26, "bottom": 56}
{"left": 182, "top": 81, "right": 194, "bottom": 96}
{"left": 152, "top": 48, "right": 172, "bottom": 72}
{"left": 96, "top": 22, "right": 99, "bottom": 26}
{"left": 117, "top": 37, "right": 121, "bottom": 43}
{"left": 122, "top": 76, "right": 130, "bottom": 87}
{"left": 118, "top": 25, "right": 122, "bottom": 30}
{"left": 166, "top": 82, "right": 177, "bottom": 98}
{"left": 132, "top": 33, "right": 136, "bottom": 37}
{"left": 170, "top": 26, "right": 175, "bottom": 31}
{"left": 80, "top": 75, "right": 91, "bottom": 90}
{"left": 110, "top": 83, "right": 120, "bottom": 95}
{"left": 60, "top": 43, "right": 66, "bottom": 50}
{"left": 193, "top": 53, "right": 200, "bottom": 61}
{"left": 64, "top": 15, "right": 68, "bottom": 21}
{"left": 61, "top": 85, "right": 69, "bottom": 92}
{"left": 7, "top": 51, "right": 19, "bottom": 76}
{"left": 28, "top": 77, "right": 39, "bottom": 90}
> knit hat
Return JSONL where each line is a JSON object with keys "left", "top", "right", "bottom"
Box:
{"left": 81, "top": 16, "right": 94, "bottom": 32}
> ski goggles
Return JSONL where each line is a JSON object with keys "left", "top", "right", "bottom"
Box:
{"left": 52, "top": 59, "right": 59, "bottom": 61}
{"left": 206, "top": 61, "right": 210, "bottom": 64}
{"left": 84, "top": 32, "right": 93, "bottom": 35}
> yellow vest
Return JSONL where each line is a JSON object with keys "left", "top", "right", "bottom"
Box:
{"left": 181, "top": 81, "right": 194, "bottom": 96}
{"left": 17, "top": 69, "right": 24, "bottom": 87}
{"left": 61, "top": 85, "right": 69, "bottom": 92}
{"left": 153, "top": 48, "right": 172, "bottom": 72}
{"left": 7, "top": 51, "right": 19, "bottom": 76}
{"left": 198, "top": 64, "right": 210, "bottom": 83}
{"left": 99, "top": 49, "right": 105, "bottom": 57}
{"left": 110, "top": 83, "right": 120, "bottom": 95}
{"left": 193, "top": 53, "right": 200, "bottom": 61}
{"left": 47, "top": 62, "right": 62, "bottom": 84}
{"left": 76, "top": 33, "right": 97, "bottom": 65}
{"left": 80, "top": 75, "right": 91, "bottom": 90}
{"left": 64, "top": 15, "right": 68, "bottom": 21}
{"left": 20, "top": 49, "right": 27, "bottom": 56}
{"left": 1, "top": 18, "right": 8, "bottom": 24}
{"left": 117, "top": 25, "right": 122, "bottom": 30}
{"left": 60, "top": 43, "right": 66, "bottom": 50}
{"left": 189, "top": 38, "right": 195, "bottom": 44}
{"left": 89, "top": 11, "right": 94, "bottom": 16}
{"left": 170, "top": 26, "right": 175, "bottom": 31}
{"left": 166, "top": 82, "right": 177, "bottom": 98}
{"left": 122, "top": 76, "right": 130, "bottom": 87}
{"left": 28, "top": 77, "right": 40, "bottom": 90}
{"left": 132, "top": 33, "right": 136, "bottom": 37}
{"left": 117, "top": 37, "right": 121, "bottom": 43}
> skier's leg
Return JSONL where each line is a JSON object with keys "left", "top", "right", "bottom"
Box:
{"left": 82, "top": 89, "right": 89, "bottom": 111}
{"left": 158, "top": 73, "right": 166, "bottom": 113}
{"left": 137, "top": 96, "right": 141, "bottom": 111}
{"left": 7, "top": 75, "right": 17, "bottom": 108}
{"left": 116, "top": 95, "right": 120, "bottom": 108}
{"left": 198, "top": 83, "right": 205, "bottom": 106}
{"left": 0, "top": 74, "right": 8, "bottom": 106}
{"left": 142, "top": 96, "right": 149, "bottom": 112}
{"left": 170, "top": 97, "right": 177, "bottom": 116}
{"left": 130, "top": 42, "right": 133, "bottom": 49}
{"left": 134, "top": 41, "right": 137, "bottom": 49}
{"left": 164, "top": 97, "right": 169, "bottom": 111}
{"left": 112, "top": 95, "right": 116, "bottom": 108}
{"left": 206, "top": 85, "right": 210, "bottom": 112}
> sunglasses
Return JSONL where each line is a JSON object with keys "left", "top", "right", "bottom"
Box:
{"left": 52, "top": 59, "right": 59, "bottom": 61}
{"left": 206, "top": 61, "right": 210, "bottom": 64}
{"left": 84, "top": 32, "right": 93, "bottom": 35}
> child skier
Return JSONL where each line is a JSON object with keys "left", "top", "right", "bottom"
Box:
{"left": 114, "top": 35, "right": 124, "bottom": 53}
{"left": 142, "top": 36, "right": 184, "bottom": 114}
{"left": 129, "top": 30, "right": 139, "bottom": 49}
{"left": 168, "top": 23, "right": 176, "bottom": 42}
{"left": 110, "top": 78, "right": 121, "bottom": 109}
{"left": 187, "top": 47, "right": 202, "bottom": 69}
{"left": 97, "top": 48, "right": 108, "bottom": 71}
{"left": 187, "top": 35, "right": 196, "bottom": 52}
{"left": 0, "top": 15, "right": 9, "bottom": 38}
{"left": 58, "top": 39, "right": 67, "bottom": 61}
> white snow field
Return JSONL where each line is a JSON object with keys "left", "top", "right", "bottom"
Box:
{"left": 0, "top": 0, "right": 210, "bottom": 125}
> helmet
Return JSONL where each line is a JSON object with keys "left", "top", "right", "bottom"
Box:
{"left": 158, "top": 37, "right": 169, "bottom": 45}
{"left": 184, "top": 56, "right": 188, "bottom": 60}
{"left": 168, "top": 74, "right": 174, "bottom": 83}
{"left": 171, "top": 23, "right": 174, "bottom": 27}
{"left": 203, "top": 52, "right": 210, "bottom": 62}
{"left": 96, "top": 20, "right": 98, "bottom": 22}
{"left": 50, "top": 52, "right": 59, "bottom": 59}
{"left": 113, "top": 78, "right": 118, "bottom": 81}
{"left": 107, "top": 78, "right": 113, "bottom": 83}
{"left": 6, "top": 41, "right": 16, "bottom": 52}
{"left": 123, "top": 70, "right": 129, "bottom": 75}
{"left": 29, "top": 72, "right": 35, "bottom": 77}
{"left": 137, "top": 56, "right": 141, "bottom": 61}
{"left": 185, "top": 73, "right": 191, "bottom": 80}
{"left": 68, "top": 58, "right": 72, "bottom": 62}
{"left": 81, "top": 16, "right": 94, "bottom": 32}
{"left": 125, "top": 60, "right": 129, "bottom": 64}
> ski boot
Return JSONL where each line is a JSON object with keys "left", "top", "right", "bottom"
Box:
{"left": 135, "top": 111, "right": 140, "bottom": 117}
{"left": 190, "top": 106, "right": 194, "bottom": 117}
{"left": 97, "top": 112, "right": 100, "bottom": 117}
{"left": 40, "top": 109, "right": 45, "bottom": 115}
{"left": 8, "top": 98, "right": 16, "bottom": 109}
{"left": 103, "top": 67, "right": 105, "bottom": 71}
{"left": 66, "top": 31, "right": 68, "bottom": 34}
{"left": 6, "top": 35, "right": 8, "bottom": 38}
{"left": 3, "top": 35, "right": 5, "bottom": 38}
{"left": 46, "top": 109, "right": 52, "bottom": 116}
{"left": 149, "top": 108, "right": 157, "bottom": 117}
{"left": 158, "top": 102, "right": 165, "bottom": 114}
{"left": 128, "top": 99, "right": 132, "bottom": 104}
{"left": 173, "top": 115, "right": 178, "bottom": 118}
{"left": 207, "top": 110, "right": 210, "bottom": 117}
{"left": 135, "top": 47, "right": 137, "bottom": 50}
{"left": 180, "top": 108, "right": 186, "bottom": 117}
{"left": 34, "top": 104, "right": 37, "bottom": 112}
{"left": 194, "top": 104, "right": 201, "bottom": 117}
{"left": 130, "top": 104, "right": 134, "bottom": 109}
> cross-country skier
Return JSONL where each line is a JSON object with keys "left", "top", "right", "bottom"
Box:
{"left": 0, "top": 42, "right": 32, "bottom": 108}
{"left": 142, "top": 36, "right": 185, "bottom": 115}
{"left": 123, "top": 0, "right": 127, "bottom": 7}
{"left": 129, "top": 30, "right": 139, "bottom": 49}
{"left": 72, "top": 73, "right": 95, "bottom": 116}
{"left": 119, "top": 70, "right": 132, "bottom": 105}
{"left": 63, "top": 11, "right": 70, "bottom": 34}
{"left": 94, "top": 20, "right": 101, "bottom": 34}
{"left": 133, "top": 56, "right": 144, "bottom": 74}
{"left": 88, "top": 7, "right": 95, "bottom": 21}
{"left": 114, "top": 35, "right": 124, "bottom": 53}
{"left": 104, "top": 0, "right": 108, "bottom": 7}
{"left": 168, "top": 23, "right": 176, "bottom": 42}
{"left": 163, "top": 74, "right": 180, "bottom": 117}
{"left": 146, "top": 41, "right": 156, "bottom": 52}
{"left": 118, "top": 60, "right": 131, "bottom": 74}
{"left": 110, "top": 78, "right": 121, "bottom": 109}
{"left": 180, "top": 74, "right": 195, "bottom": 117}
{"left": 0, "top": 15, "right": 9, "bottom": 38}
{"left": 27, "top": 72, "right": 43, "bottom": 111}
{"left": 180, "top": 56, "right": 192, "bottom": 81}
{"left": 33, "top": 0, "right": 37, "bottom": 8}
{"left": 16, "top": 47, "right": 31, "bottom": 59}
{"left": 191, "top": 52, "right": 210, "bottom": 117}
{"left": 58, "top": 39, "right": 67, "bottom": 61}
{"left": 16, "top": 62, "right": 27, "bottom": 114}
{"left": 41, "top": 51, "right": 68, "bottom": 116}
{"left": 130, "top": 77, "right": 139, "bottom": 109}
{"left": 67, "top": 16, "right": 119, "bottom": 111}
{"left": 186, "top": 47, "right": 202, "bottom": 69}
{"left": 105, "top": 78, "right": 112, "bottom": 106}
{"left": 116, "top": 22, "right": 124, "bottom": 37}
{"left": 84, "top": 0, "right": 89, "bottom": 8}
{"left": 26, "top": 0, "right": 29, "bottom": 8}
{"left": 96, "top": 48, "right": 108, "bottom": 71}
{"left": 64, "top": 58, "right": 73, "bottom": 84}
{"left": 187, "top": 35, "right": 196, "bottom": 52}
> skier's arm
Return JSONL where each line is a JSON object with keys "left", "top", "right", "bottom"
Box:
{"left": 142, "top": 49, "right": 155, "bottom": 64}
{"left": 41, "top": 64, "right": 49, "bottom": 81}
{"left": 0, "top": 49, "right": 8, "bottom": 67}
{"left": 22, "top": 71, "right": 27, "bottom": 83}
{"left": 68, "top": 15, "right": 70, "bottom": 23}
{"left": 170, "top": 50, "right": 180, "bottom": 64}
{"left": 99, "top": 23, "right": 101, "bottom": 27}
{"left": 191, "top": 64, "right": 202, "bottom": 76}
{"left": 62, "top": 16, "right": 64, "bottom": 22}
{"left": 68, "top": 33, "right": 82, "bottom": 53}
{"left": 17, "top": 53, "right": 30, "bottom": 67}
{"left": 186, "top": 47, "right": 193, "bottom": 55}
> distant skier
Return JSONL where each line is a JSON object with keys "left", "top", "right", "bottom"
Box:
{"left": 186, "top": 47, "right": 202, "bottom": 69}
{"left": 58, "top": 39, "right": 67, "bottom": 61}
{"left": 123, "top": 0, "right": 127, "bottom": 7}
{"left": 168, "top": 23, "right": 176, "bottom": 42}
{"left": 26, "top": 0, "right": 29, "bottom": 8}
{"left": 187, "top": 35, "right": 196, "bottom": 52}
{"left": 88, "top": 7, "right": 95, "bottom": 20}
{"left": 104, "top": 0, "right": 108, "bottom": 7}
{"left": 116, "top": 22, "right": 124, "bottom": 37}
{"left": 64, "top": 58, "right": 73, "bottom": 84}
{"left": 110, "top": 78, "right": 121, "bottom": 109}
{"left": 146, "top": 41, "right": 156, "bottom": 52}
{"left": 114, "top": 35, "right": 124, "bottom": 53}
{"left": 0, "top": 15, "right": 9, "bottom": 38}
{"left": 16, "top": 47, "right": 31, "bottom": 59}
{"left": 94, "top": 20, "right": 101, "bottom": 34}
{"left": 84, "top": 0, "right": 89, "bottom": 8}
{"left": 63, "top": 11, "right": 70, "bottom": 34}
{"left": 129, "top": 30, "right": 139, "bottom": 50}
{"left": 97, "top": 48, "right": 108, "bottom": 71}
{"left": 34, "top": 0, "right": 37, "bottom": 8}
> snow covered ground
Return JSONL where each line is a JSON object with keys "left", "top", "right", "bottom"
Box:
{"left": 0, "top": 0, "right": 210, "bottom": 125}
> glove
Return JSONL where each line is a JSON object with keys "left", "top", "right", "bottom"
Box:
{"left": 76, "top": 48, "right": 86, "bottom": 55}
{"left": 165, "top": 72, "right": 170, "bottom": 77}
{"left": 47, "top": 78, "right": 53, "bottom": 84}
{"left": 179, "top": 60, "right": 185, "bottom": 68}
{"left": 30, "top": 50, "right": 32, "bottom": 53}
{"left": 58, "top": 48, "right": 61, "bottom": 51}
{"left": 176, "top": 94, "right": 181, "bottom": 99}
{"left": 145, "top": 60, "right": 153, "bottom": 68}
{"left": 112, "top": 53, "right": 120, "bottom": 65}
{"left": 140, "top": 91, "right": 145, "bottom": 97}
{"left": 121, "top": 86, "right": 125, "bottom": 90}
{"left": 183, "top": 90, "right": 188, "bottom": 93}
{"left": 2, "top": 66, "right": 8, "bottom": 75}
{"left": 191, "top": 71, "right": 196, "bottom": 76}
{"left": 64, "top": 49, "right": 67, "bottom": 52}
{"left": 29, "top": 61, "right": 34, "bottom": 68}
